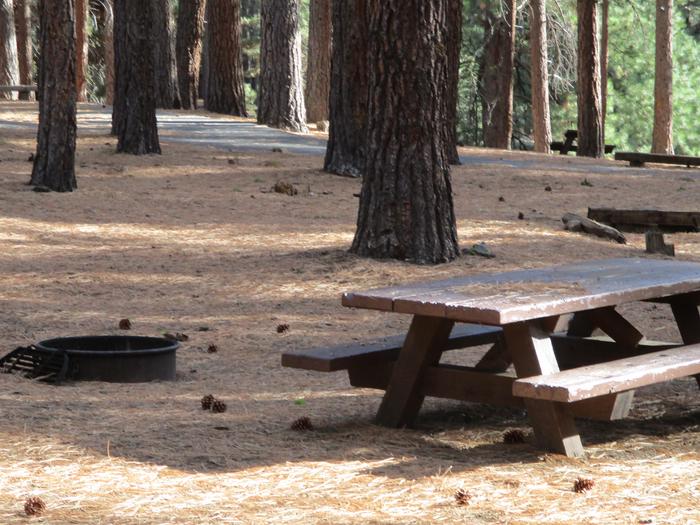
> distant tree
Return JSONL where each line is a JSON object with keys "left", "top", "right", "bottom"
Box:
{"left": 445, "top": 0, "right": 461, "bottom": 164}
{"left": 529, "top": 0, "right": 552, "bottom": 153}
{"left": 652, "top": 0, "right": 674, "bottom": 154}
{"left": 31, "top": 0, "right": 77, "bottom": 192}
{"left": 323, "top": 0, "right": 368, "bottom": 177}
{"left": 576, "top": 0, "right": 603, "bottom": 157}
{"left": 0, "top": 0, "right": 19, "bottom": 100}
{"left": 103, "top": 0, "right": 115, "bottom": 104}
{"left": 304, "top": 0, "right": 331, "bottom": 123}
{"left": 176, "top": 0, "right": 206, "bottom": 109}
{"left": 351, "top": 0, "right": 459, "bottom": 264}
{"left": 258, "top": 0, "right": 307, "bottom": 132}
{"left": 112, "top": 0, "right": 160, "bottom": 154}
{"left": 13, "top": 0, "right": 32, "bottom": 100}
{"left": 480, "top": 0, "right": 516, "bottom": 149}
{"left": 75, "top": 0, "right": 88, "bottom": 101}
{"left": 153, "top": 0, "right": 180, "bottom": 108}
{"left": 205, "top": 0, "right": 247, "bottom": 116}
{"left": 600, "top": 0, "right": 609, "bottom": 137}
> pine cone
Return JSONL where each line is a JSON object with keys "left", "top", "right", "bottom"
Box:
{"left": 290, "top": 416, "right": 313, "bottom": 431}
{"left": 573, "top": 477, "right": 595, "bottom": 493}
{"left": 503, "top": 429, "right": 526, "bottom": 444}
{"left": 201, "top": 394, "right": 215, "bottom": 410}
{"left": 118, "top": 318, "right": 132, "bottom": 330}
{"left": 206, "top": 344, "right": 218, "bottom": 353}
{"left": 276, "top": 323, "right": 290, "bottom": 334}
{"left": 454, "top": 488, "right": 471, "bottom": 506}
{"left": 211, "top": 400, "right": 227, "bottom": 413}
{"left": 24, "top": 497, "right": 46, "bottom": 516}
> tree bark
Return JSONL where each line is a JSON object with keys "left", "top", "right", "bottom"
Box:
{"left": 103, "top": 0, "right": 115, "bottom": 104}
{"left": 31, "top": 0, "right": 77, "bottom": 192}
{"left": 323, "top": 0, "right": 368, "bottom": 177}
{"left": 112, "top": 0, "right": 161, "bottom": 154}
{"left": 0, "top": 0, "right": 19, "bottom": 100}
{"left": 176, "top": 0, "right": 206, "bottom": 110}
{"left": 13, "top": 0, "right": 32, "bottom": 100}
{"left": 75, "top": 0, "right": 88, "bottom": 101}
{"left": 205, "top": 0, "right": 247, "bottom": 116}
{"left": 258, "top": 0, "right": 307, "bottom": 132}
{"left": 153, "top": 0, "right": 180, "bottom": 108}
{"left": 600, "top": 0, "right": 609, "bottom": 139}
{"left": 652, "top": 0, "right": 673, "bottom": 154}
{"left": 351, "top": 0, "right": 459, "bottom": 264}
{"left": 529, "top": 0, "right": 552, "bottom": 153}
{"left": 480, "top": 0, "right": 516, "bottom": 149}
{"left": 304, "top": 0, "right": 331, "bottom": 123}
{"left": 445, "top": 0, "right": 461, "bottom": 164}
{"left": 576, "top": 0, "right": 603, "bottom": 158}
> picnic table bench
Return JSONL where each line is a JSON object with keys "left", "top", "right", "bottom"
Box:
{"left": 283, "top": 258, "right": 700, "bottom": 457}
{"left": 551, "top": 129, "right": 616, "bottom": 155}
{"left": 615, "top": 151, "right": 700, "bottom": 168}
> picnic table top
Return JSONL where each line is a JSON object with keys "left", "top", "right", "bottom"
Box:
{"left": 342, "top": 258, "right": 700, "bottom": 325}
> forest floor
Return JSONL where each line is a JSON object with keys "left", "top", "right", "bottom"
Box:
{"left": 0, "top": 101, "right": 699, "bottom": 524}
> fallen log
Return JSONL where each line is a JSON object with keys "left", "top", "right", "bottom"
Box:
{"left": 562, "top": 213, "right": 626, "bottom": 244}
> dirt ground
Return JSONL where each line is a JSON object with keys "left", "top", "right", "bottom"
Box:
{"left": 0, "top": 101, "right": 699, "bottom": 524}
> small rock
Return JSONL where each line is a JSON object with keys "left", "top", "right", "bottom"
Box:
{"left": 273, "top": 181, "right": 298, "bottom": 196}
{"left": 544, "top": 185, "right": 552, "bottom": 192}
{"left": 118, "top": 318, "right": 132, "bottom": 330}
{"left": 517, "top": 212, "right": 525, "bottom": 220}
{"left": 462, "top": 242, "right": 495, "bottom": 258}
{"left": 206, "top": 344, "right": 218, "bottom": 353}
{"left": 228, "top": 159, "right": 237, "bottom": 165}
{"left": 498, "top": 196, "right": 505, "bottom": 202}
{"left": 276, "top": 323, "right": 290, "bottom": 334}
{"left": 271, "top": 147, "right": 283, "bottom": 153}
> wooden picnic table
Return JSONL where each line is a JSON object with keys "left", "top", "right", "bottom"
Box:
{"left": 341, "top": 258, "right": 700, "bottom": 457}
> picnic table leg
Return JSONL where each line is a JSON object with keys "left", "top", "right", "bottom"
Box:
{"left": 670, "top": 298, "right": 700, "bottom": 389}
{"left": 504, "top": 321, "right": 584, "bottom": 457}
{"left": 374, "top": 315, "right": 454, "bottom": 428}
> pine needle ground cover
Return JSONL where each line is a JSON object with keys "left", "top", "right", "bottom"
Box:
{"left": 0, "top": 102, "right": 698, "bottom": 524}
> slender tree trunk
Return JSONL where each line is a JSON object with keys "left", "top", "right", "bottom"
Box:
{"left": 13, "top": 0, "right": 32, "bottom": 100}
{"left": 153, "top": 0, "right": 180, "bottom": 108}
{"left": 576, "top": 0, "right": 603, "bottom": 157}
{"left": 112, "top": 0, "right": 161, "bottom": 154}
{"left": 481, "top": 0, "right": 516, "bottom": 149}
{"left": 258, "top": 0, "right": 307, "bottom": 132}
{"left": 0, "top": 0, "right": 19, "bottom": 100}
{"left": 31, "top": 0, "right": 77, "bottom": 192}
{"left": 305, "top": 0, "right": 331, "bottom": 123}
{"left": 75, "top": 0, "right": 88, "bottom": 101}
{"left": 445, "top": 0, "right": 461, "bottom": 164}
{"left": 600, "top": 0, "right": 609, "bottom": 139}
{"left": 529, "top": 0, "right": 552, "bottom": 153}
{"left": 652, "top": 0, "right": 673, "bottom": 154}
{"left": 103, "top": 0, "right": 115, "bottom": 104}
{"left": 198, "top": 1, "right": 209, "bottom": 100}
{"left": 205, "top": 0, "right": 247, "bottom": 115}
{"left": 323, "top": 0, "right": 368, "bottom": 177}
{"left": 351, "top": 0, "right": 459, "bottom": 264}
{"left": 176, "top": 0, "right": 206, "bottom": 110}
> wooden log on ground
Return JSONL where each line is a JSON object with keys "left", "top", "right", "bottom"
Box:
{"left": 588, "top": 208, "right": 700, "bottom": 233}
{"left": 562, "top": 213, "right": 626, "bottom": 243}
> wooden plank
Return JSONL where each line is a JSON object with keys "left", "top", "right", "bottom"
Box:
{"left": 0, "top": 85, "right": 37, "bottom": 92}
{"left": 615, "top": 151, "right": 700, "bottom": 168}
{"left": 587, "top": 307, "right": 644, "bottom": 347}
{"left": 374, "top": 316, "right": 454, "bottom": 428}
{"left": 588, "top": 207, "right": 700, "bottom": 232}
{"left": 551, "top": 334, "right": 680, "bottom": 369}
{"left": 513, "top": 344, "right": 700, "bottom": 402}
{"left": 670, "top": 298, "right": 700, "bottom": 389}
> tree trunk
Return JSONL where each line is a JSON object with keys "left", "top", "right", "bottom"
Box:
{"left": 198, "top": 1, "right": 209, "bottom": 100}
{"left": 323, "top": 0, "right": 368, "bottom": 178}
{"left": 652, "top": 0, "right": 673, "bottom": 154}
{"left": 445, "top": 0, "right": 461, "bottom": 164}
{"left": 0, "top": 0, "right": 19, "bottom": 100}
{"left": 600, "top": 0, "right": 608, "bottom": 139}
{"left": 205, "top": 0, "right": 247, "bottom": 116}
{"left": 31, "top": 0, "right": 77, "bottom": 192}
{"left": 351, "top": 0, "right": 459, "bottom": 264}
{"left": 175, "top": 0, "right": 206, "bottom": 110}
{"left": 304, "top": 0, "right": 331, "bottom": 123}
{"left": 576, "top": 0, "right": 603, "bottom": 158}
{"left": 529, "top": 0, "right": 552, "bottom": 153}
{"left": 75, "top": 0, "right": 88, "bottom": 101}
{"left": 480, "top": 0, "right": 516, "bottom": 149}
{"left": 103, "top": 0, "right": 115, "bottom": 104}
{"left": 13, "top": 0, "right": 32, "bottom": 100}
{"left": 153, "top": 0, "right": 180, "bottom": 108}
{"left": 258, "top": 0, "right": 307, "bottom": 132}
{"left": 112, "top": 0, "right": 161, "bottom": 154}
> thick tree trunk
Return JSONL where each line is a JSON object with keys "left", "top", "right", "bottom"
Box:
{"left": 600, "top": 0, "right": 609, "bottom": 138}
{"left": 31, "top": 0, "right": 77, "bottom": 192}
{"left": 103, "top": 0, "right": 115, "bottom": 104}
{"left": 652, "top": 0, "right": 673, "bottom": 154}
{"left": 576, "top": 0, "right": 603, "bottom": 158}
{"left": 304, "top": 0, "right": 331, "bottom": 123}
{"left": 75, "top": 0, "right": 88, "bottom": 101}
{"left": 0, "top": 0, "right": 19, "bottom": 100}
{"left": 205, "top": 0, "right": 247, "bottom": 116}
{"left": 258, "top": 0, "right": 307, "bottom": 132}
{"left": 323, "top": 0, "right": 368, "bottom": 178}
{"left": 481, "top": 0, "right": 516, "bottom": 149}
{"left": 153, "top": 0, "right": 180, "bottom": 108}
{"left": 529, "top": 0, "right": 552, "bottom": 153}
{"left": 13, "top": 0, "right": 32, "bottom": 100}
{"left": 351, "top": 0, "right": 459, "bottom": 264}
{"left": 112, "top": 0, "right": 161, "bottom": 154}
{"left": 176, "top": 0, "right": 206, "bottom": 110}
{"left": 445, "top": 0, "right": 461, "bottom": 164}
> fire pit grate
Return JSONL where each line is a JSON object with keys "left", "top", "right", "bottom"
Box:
{"left": 1, "top": 346, "right": 70, "bottom": 383}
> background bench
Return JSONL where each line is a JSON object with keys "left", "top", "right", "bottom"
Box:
{"left": 551, "top": 129, "right": 615, "bottom": 155}
{"left": 615, "top": 151, "right": 700, "bottom": 168}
